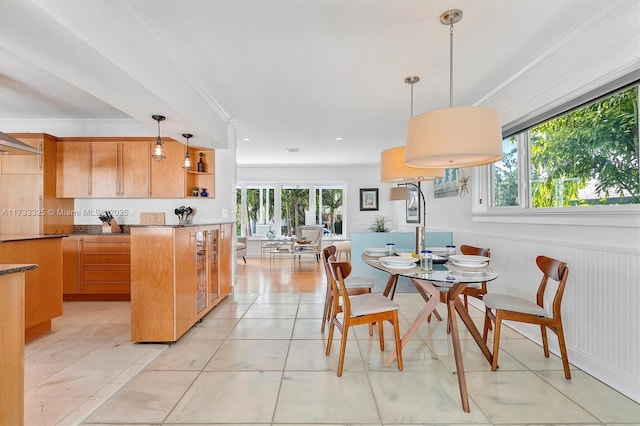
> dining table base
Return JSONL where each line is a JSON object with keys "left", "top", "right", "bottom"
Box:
{"left": 383, "top": 277, "right": 494, "bottom": 413}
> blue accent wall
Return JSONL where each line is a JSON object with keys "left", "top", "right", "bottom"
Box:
{"left": 349, "top": 231, "right": 453, "bottom": 293}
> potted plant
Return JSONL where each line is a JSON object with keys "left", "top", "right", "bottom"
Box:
{"left": 192, "top": 186, "right": 199, "bottom": 197}
{"left": 369, "top": 215, "right": 390, "bottom": 232}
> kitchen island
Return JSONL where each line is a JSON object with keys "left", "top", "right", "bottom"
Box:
{"left": 130, "top": 223, "right": 233, "bottom": 342}
{"left": 0, "top": 263, "right": 37, "bottom": 425}
{"left": 0, "top": 234, "right": 65, "bottom": 340}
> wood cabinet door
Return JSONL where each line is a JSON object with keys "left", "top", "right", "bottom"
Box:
{"left": 1, "top": 174, "right": 43, "bottom": 235}
{"left": 150, "top": 140, "right": 186, "bottom": 197}
{"left": 90, "top": 141, "right": 119, "bottom": 197}
{"left": 2, "top": 134, "right": 44, "bottom": 174}
{"left": 56, "top": 141, "right": 90, "bottom": 197}
{"left": 174, "top": 227, "right": 197, "bottom": 337}
{"left": 62, "top": 236, "right": 81, "bottom": 295}
{"left": 218, "top": 223, "right": 233, "bottom": 298}
{"left": 120, "top": 142, "right": 150, "bottom": 197}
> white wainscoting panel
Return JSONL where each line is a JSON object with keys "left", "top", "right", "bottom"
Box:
{"left": 455, "top": 231, "right": 640, "bottom": 403}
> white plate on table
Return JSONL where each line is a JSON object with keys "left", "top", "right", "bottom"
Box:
{"left": 382, "top": 262, "right": 416, "bottom": 270}
{"left": 379, "top": 255, "right": 417, "bottom": 265}
{"left": 448, "top": 255, "right": 489, "bottom": 264}
{"left": 364, "top": 248, "right": 389, "bottom": 257}
{"left": 450, "top": 260, "right": 488, "bottom": 269}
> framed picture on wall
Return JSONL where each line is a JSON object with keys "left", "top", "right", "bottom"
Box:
{"left": 434, "top": 168, "right": 458, "bottom": 198}
{"left": 406, "top": 183, "right": 420, "bottom": 223}
{"left": 359, "top": 188, "right": 379, "bottom": 211}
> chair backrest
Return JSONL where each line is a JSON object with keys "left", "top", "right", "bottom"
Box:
{"left": 321, "top": 246, "right": 336, "bottom": 285}
{"left": 328, "top": 260, "right": 353, "bottom": 314}
{"left": 535, "top": 255, "right": 569, "bottom": 318}
{"left": 296, "top": 225, "right": 323, "bottom": 243}
{"left": 460, "top": 244, "right": 490, "bottom": 258}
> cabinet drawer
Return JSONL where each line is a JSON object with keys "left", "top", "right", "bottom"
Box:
{"left": 82, "top": 242, "right": 131, "bottom": 253}
{"left": 82, "top": 282, "right": 130, "bottom": 294}
{"left": 82, "top": 263, "right": 130, "bottom": 273}
{"left": 81, "top": 253, "right": 131, "bottom": 265}
{"left": 82, "top": 270, "right": 131, "bottom": 283}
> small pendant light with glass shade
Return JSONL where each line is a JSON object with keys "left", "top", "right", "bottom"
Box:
{"left": 151, "top": 114, "right": 166, "bottom": 162}
{"left": 181, "top": 133, "right": 193, "bottom": 170}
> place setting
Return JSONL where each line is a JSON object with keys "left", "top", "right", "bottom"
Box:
{"left": 446, "top": 254, "right": 492, "bottom": 279}
{"left": 378, "top": 255, "right": 419, "bottom": 270}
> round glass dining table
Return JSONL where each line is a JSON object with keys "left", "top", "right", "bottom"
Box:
{"left": 363, "top": 254, "right": 498, "bottom": 413}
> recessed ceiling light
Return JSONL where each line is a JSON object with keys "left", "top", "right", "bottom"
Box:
{"left": 242, "top": 138, "right": 250, "bottom": 141}
{"left": 335, "top": 137, "right": 342, "bottom": 141}
{"left": 286, "top": 147, "right": 300, "bottom": 153}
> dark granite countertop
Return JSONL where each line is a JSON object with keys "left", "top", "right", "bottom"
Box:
{"left": 0, "top": 264, "right": 38, "bottom": 275}
{"left": 0, "top": 234, "right": 68, "bottom": 243}
{"left": 73, "top": 225, "right": 131, "bottom": 235}
{"left": 129, "top": 222, "right": 235, "bottom": 229}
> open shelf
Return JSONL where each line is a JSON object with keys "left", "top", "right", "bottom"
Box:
{"left": 185, "top": 147, "right": 215, "bottom": 198}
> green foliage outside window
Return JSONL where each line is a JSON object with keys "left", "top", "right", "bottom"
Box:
{"left": 492, "top": 85, "right": 639, "bottom": 208}
{"left": 530, "top": 86, "right": 638, "bottom": 206}
{"left": 317, "top": 188, "right": 343, "bottom": 235}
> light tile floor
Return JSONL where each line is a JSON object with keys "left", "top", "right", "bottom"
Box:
{"left": 25, "top": 293, "right": 640, "bottom": 425}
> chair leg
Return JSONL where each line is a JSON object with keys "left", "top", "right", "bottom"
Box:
{"left": 541, "top": 324, "right": 550, "bottom": 357}
{"left": 555, "top": 323, "right": 572, "bottom": 379}
{"left": 491, "top": 313, "right": 502, "bottom": 371}
{"left": 321, "top": 287, "right": 331, "bottom": 332}
{"left": 337, "top": 325, "right": 349, "bottom": 377}
{"left": 392, "top": 312, "right": 403, "bottom": 371}
{"left": 378, "top": 321, "right": 385, "bottom": 351}
{"left": 326, "top": 318, "right": 336, "bottom": 356}
{"left": 482, "top": 308, "right": 491, "bottom": 342}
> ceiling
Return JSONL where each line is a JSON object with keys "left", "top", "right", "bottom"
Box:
{"left": 0, "top": 0, "right": 638, "bottom": 166}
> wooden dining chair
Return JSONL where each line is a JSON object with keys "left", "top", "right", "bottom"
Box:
{"left": 326, "top": 260, "right": 403, "bottom": 376}
{"left": 428, "top": 244, "right": 490, "bottom": 332}
{"left": 459, "top": 244, "right": 491, "bottom": 309}
{"left": 320, "top": 246, "right": 374, "bottom": 332}
{"left": 482, "top": 255, "right": 571, "bottom": 379}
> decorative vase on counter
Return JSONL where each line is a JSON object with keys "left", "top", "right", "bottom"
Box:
{"left": 200, "top": 188, "right": 208, "bottom": 197}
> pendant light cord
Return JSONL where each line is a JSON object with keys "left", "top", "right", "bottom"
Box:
{"left": 449, "top": 21, "right": 454, "bottom": 108}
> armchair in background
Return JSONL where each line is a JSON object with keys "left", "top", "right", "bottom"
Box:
{"left": 236, "top": 236, "right": 247, "bottom": 263}
{"left": 295, "top": 225, "right": 323, "bottom": 262}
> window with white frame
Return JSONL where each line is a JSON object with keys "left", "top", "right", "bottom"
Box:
{"left": 236, "top": 183, "right": 345, "bottom": 237}
{"left": 490, "top": 84, "right": 639, "bottom": 209}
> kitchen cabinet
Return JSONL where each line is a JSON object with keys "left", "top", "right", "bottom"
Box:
{"left": 149, "top": 139, "right": 185, "bottom": 198}
{"left": 0, "top": 236, "right": 65, "bottom": 340}
{"left": 218, "top": 223, "right": 233, "bottom": 297}
{"left": 57, "top": 137, "right": 199, "bottom": 198}
{"left": 91, "top": 141, "right": 150, "bottom": 197}
{"left": 62, "top": 235, "right": 131, "bottom": 300}
{"left": 57, "top": 138, "right": 150, "bottom": 198}
{"left": 1, "top": 134, "right": 44, "bottom": 174}
{"left": 56, "top": 140, "right": 90, "bottom": 197}
{"left": 1, "top": 133, "right": 73, "bottom": 236}
{"left": 186, "top": 147, "right": 215, "bottom": 198}
{"left": 130, "top": 224, "right": 232, "bottom": 342}
{"left": 0, "top": 265, "right": 36, "bottom": 426}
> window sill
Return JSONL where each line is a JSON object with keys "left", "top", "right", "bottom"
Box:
{"left": 472, "top": 205, "right": 640, "bottom": 228}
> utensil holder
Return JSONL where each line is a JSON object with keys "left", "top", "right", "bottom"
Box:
{"left": 102, "top": 218, "right": 121, "bottom": 234}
